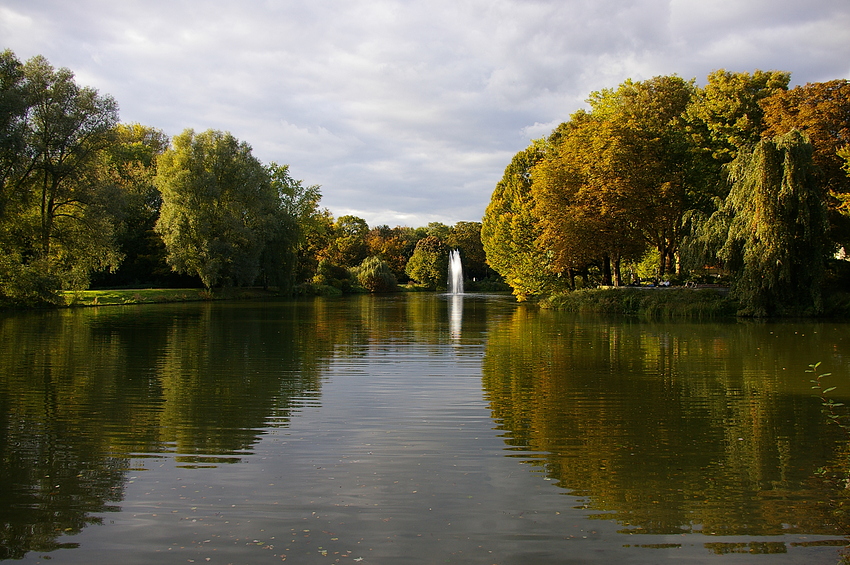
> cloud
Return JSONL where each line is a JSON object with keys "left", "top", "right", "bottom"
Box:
{"left": 1, "top": 0, "right": 849, "bottom": 227}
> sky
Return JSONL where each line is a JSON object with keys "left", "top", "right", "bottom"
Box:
{"left": 2, "top": 0, "right": 849, "bottom": 228}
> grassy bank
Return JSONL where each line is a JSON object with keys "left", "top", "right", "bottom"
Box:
{"left": 45, "top": 285, "right": 850, "bottom": 318}
{"left": 60, "top": 288, "right": 280, "bottom": 307}
{"left": 540, "top": 287, "right": 737, "bottom": 319}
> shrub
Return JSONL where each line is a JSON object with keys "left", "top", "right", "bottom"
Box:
{"left": 313, "top": 259, "right": 354, "bottom": 292}
{"left": 0, "top": 256, "right": 61, "bottom": 308}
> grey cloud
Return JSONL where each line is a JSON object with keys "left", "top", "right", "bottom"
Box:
{"left": 1, "top": 0, "right": 849, "bottom": 227}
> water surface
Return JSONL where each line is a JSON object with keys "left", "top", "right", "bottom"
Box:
{"left": 1, "top": 294, "right": 849, "bottom": 563}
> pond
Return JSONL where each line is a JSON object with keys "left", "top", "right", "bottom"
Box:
{"left": 1, "top": 293, "right": 850, "bottom": 564}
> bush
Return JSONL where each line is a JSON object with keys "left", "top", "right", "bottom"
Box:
{"left": 541, "top": 288, "right": 735, "bottom": 319}
{"left": 0, "top": 256, "right": 61, "bottom": 308}
{"left": 295, "top": 282, "right": 343, "bottom": 297}
{"left": 465, "top": 276, "right": 511, "bottom": 292}
{"left": 312, "top": 259, "right": 354, "bottom": 292}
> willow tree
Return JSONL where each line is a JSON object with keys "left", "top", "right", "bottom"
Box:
{"left": 155, "top": 129, "right": 277, "bottom": 289}
{"left": 761, "top": 80, "right": 850, "bottom": 247}
{"left": 711, "top": 130, "right": 827, "bottom": 316}
{"left": 481, "top": 143, "right": 559, "bottom": 300}
{"left": 353, "top": 255, "right": 397, "bottom": 293}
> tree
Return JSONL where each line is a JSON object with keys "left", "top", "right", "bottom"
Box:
{"left": 90, "top": 123, "right": 176, "bottom": 287}
{"left": 155, "top": 129, "right": 276, "bottom": 289}
{"left": 352, "top": 256, "right": 397, "bottom": 292}
{"left": 20, "top": 55, "right": 122, "bottom": 288}
{"left": 260, "top": 163, "right": 321, "bottom": 292}
{"left": 532, "top": 111, "right": 645, "bottom": 287}
{"left": 707, "top": 130, "right": 828, "bottom": 316}
{"left": 425, "top": 221, "right": 450, "bottom": 241}
{"left": 366, "top": 225, "right": 417, "bottom": 282}
{"left": 760, "top": 80, "right": 850, "bottom": 246}
{"left": 405, "top": 235, "right": 448, "bottom": 289}
{"left": 584, "top": 75, "right": 705, "bottom": 277}
{"left": 323, "top": 215, "right": 369, "bottom": 268}
{"left": 482, "top": 143, "right": 558, "bottom": 300}
{"left": 687, "top": 69, "right": 790, "bottom": 163}
{"left": 0, "top": 49, "right": 30, "bottom": 222}
{"left": 296, "top": 207, "right": 335, "bottom": 284}
{"left": 446, "top": 221, "right": 492, "bottom": 282}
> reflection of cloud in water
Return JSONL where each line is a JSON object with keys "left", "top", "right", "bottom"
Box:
{"left": 449, "top": 294, "right": 463, "bottom": 340}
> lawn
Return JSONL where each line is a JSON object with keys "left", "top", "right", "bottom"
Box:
{"left": 60, "top": 288, "right": 277, "bottom": 307}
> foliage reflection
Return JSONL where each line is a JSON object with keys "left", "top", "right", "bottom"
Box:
{"left": 0, "top": 300, "right": 332, "bottom": 558}
{"left": 481, "top": 308, "right": 850, "bottom": 540}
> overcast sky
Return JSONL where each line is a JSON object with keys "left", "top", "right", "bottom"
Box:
{"left": 2, "top": 0, "right": 849, "bottom": 227}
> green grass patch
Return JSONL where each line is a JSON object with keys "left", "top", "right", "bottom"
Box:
{"left": 61, "top": 288, "right": 279, "bottom": 307}
{"left": 540, "top": 287, "right": 736, "bottom": 319}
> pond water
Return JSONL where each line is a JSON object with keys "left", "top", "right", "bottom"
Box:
{"left": 2, "top": 293, "right": 850, "bottom": 564}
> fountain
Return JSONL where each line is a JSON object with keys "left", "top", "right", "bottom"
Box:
{"left": 448, "top": 249, "right": 464, "bottom": 295}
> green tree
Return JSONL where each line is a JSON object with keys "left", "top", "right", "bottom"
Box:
{"left": 0, "top": 49, "right": 30, "bottom": 222}
{"left": 352, "top": 255, "right": 397, "bottom": 292}
{"left": 155, "top": 129, "right": 276, "bottom": 289}
{"left": 20, "top": 55, "right": 122, "bottom": 288}
{"left": 708, "top": 130, "right": 828, "bottom": 316}
{"left": 405, "top": 235, "right": 448, "bottom": 289}
{"left": 425, "top": 221, "right": 450, "bottom": 241}
{"left": 680, "top": 70, "right": 791, "bottom": 276}
{"left": 481, "top": 143, "right": 558, "bottom": 300}
{"left": 90, "top": 123, "right": 175, "bottom": 287}
{"left": 260, "top": 163, "right": 321, "bottom": 292}
{"left": 324, "top": 215, "right": 369, "bottom": 268}
{"left": 687, "top": 69, "right": 790, "bottom": 163}
{"left": 446, "top": 221, "right": 492, "bottom": 282}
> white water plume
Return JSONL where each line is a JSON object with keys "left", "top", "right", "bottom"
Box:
{"left": 448, "top": 249, "right": 463, "bottom": 295}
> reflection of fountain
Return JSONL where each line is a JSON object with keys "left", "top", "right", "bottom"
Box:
{"left": 449, "top": 294, "right": 463, "bottom": 340}
{"left": 448, "top": 250, "right": 464, "bottom": 340}
{"left": 448, "top": 249, "right": 464, "bottom": 295}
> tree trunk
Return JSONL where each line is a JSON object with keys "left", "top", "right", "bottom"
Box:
{"left": 601, "top": 254, "right": 612, "bottom": 286}
{"left": 613, "top": 255, "right": 622, "bottom": 287}
{"left": 656, "top": 243, "right": 667, "bottom": 280}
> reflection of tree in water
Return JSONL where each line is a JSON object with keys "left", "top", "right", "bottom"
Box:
{"left": 481, "top": 309, "right": 850, "bottom": 541}
{"left": 0, "top": 300, "right": 337, "bottom": 558}
{"left": 0, "top": 399, "right": 127, "bottom": 559}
